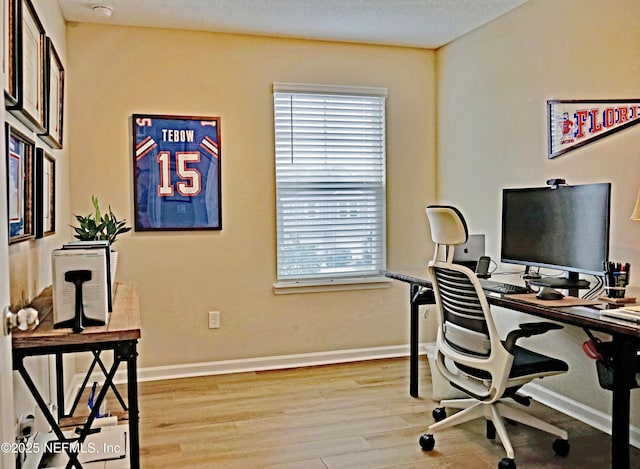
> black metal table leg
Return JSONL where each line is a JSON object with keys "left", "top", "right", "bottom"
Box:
{"left": 121, "top": 340, "right": 140, "bottom": 469}
{"left": 408, "top": 283, "right": 435, "bottom": 398}
{"left": 409, "top": 284, "right": 420, "bottom": 397}
{"left": 610, "top": 334, "right": 635, "bottom": 469}
{"left": 56, "top": 352, "right": 66, "bottom": 420}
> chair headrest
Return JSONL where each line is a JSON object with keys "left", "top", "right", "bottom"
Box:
{"left": 426, "top": 205, "right": 469, "bottom": 246}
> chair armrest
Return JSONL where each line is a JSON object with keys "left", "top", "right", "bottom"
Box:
{"left": 504, "top": 322, "right": 563, "bottom": 353}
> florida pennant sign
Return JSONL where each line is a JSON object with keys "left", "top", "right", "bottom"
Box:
{"left": 548, "top": 99, "right": 640, "bottom": 158}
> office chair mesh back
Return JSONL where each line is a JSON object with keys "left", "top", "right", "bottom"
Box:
{"left": 427, "top": 205, "right": 514, "bottom": 398}
{"left": 432, "top": 266, "right": 490, "bottom": 360}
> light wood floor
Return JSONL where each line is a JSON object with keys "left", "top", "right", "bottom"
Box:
{"left": 136, "top": 357, "right": 639, "bottom": 468}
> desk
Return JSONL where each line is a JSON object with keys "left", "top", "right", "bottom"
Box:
{"left": 13, "top": 282, "right": 141, "bottom": 469}
{"left": 384, "top": 269, "right": 640, "bottom": 469}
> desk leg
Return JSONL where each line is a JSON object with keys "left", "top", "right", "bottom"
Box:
{"left": 123, "top": 340, "right": 140, "bottom": 469}
{"left": 610, "top": 335, "right": 634, "bottom": 469}
{"left": 410, "top": 284, "right": 420, "bottom": 398}
{"left": 56, "top": 353, "right": 65, "bottom": 420}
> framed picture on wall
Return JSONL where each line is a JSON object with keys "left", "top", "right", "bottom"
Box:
{"left": 132, "top": 114, "right": 222, "bottom": 231}
{"left": 38, "top": 37, "right": 64, "bottom": 149}
{"left": 4, "top": 0, "right": 19, "bottom": 106}
{"left": 6, "top": 124, "right": 35, "bottom": 243}
{"left": 35, "top": 147, "right": 55, "bottom": 238}
{"left": 7, "top": 0, "right": 45, "bottom": 133}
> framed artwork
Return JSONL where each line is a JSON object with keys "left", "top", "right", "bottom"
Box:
{"left": 7, "top": 0, "right": 45, "bottom": 133}
{"left": 6, "top": 123, "right": 35, "bottom": 243}
{"left": 132, "top": 114, "right": 222, "bottom": 231}
{"left": 38, "top": 36, "right": 64, "bottom": 148}
{"left": 4, "top": 0, "right": 18, "bottom": 106}
{"left": 548, "top": 99, "right": 640, "bottom": 159}
{"left": 35, "top": 147, "right": 54, "bottom": 237}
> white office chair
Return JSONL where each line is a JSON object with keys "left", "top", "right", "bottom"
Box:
{"left": 420, "top": 205, "right": 570, "bottom": 469}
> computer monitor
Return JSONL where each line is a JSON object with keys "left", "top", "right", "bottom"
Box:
{"left": 500, "top": 182, "right": 611, "bottom": 289}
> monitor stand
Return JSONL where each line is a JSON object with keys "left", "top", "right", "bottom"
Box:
{"left": 528, "top": 271, "right": 590, "bottom": 298}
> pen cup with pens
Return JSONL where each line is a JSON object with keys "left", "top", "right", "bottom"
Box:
{"left": 604, "top": 262, "right": 630, "bottom": 299}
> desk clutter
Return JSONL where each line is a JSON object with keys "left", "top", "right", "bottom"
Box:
{"left": 603, "top": 261, "right": 630, "bottom": 299}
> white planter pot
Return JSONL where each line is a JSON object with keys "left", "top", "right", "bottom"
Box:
{"left": 110, "top": 250, "right": 118, "bottom": 297}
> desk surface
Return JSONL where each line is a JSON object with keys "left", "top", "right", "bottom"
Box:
{"left": 384, "top": 268, "right": 640, "bottom": 338}
{"left": 13, "top": 282, "right": 141, "bottom": 349}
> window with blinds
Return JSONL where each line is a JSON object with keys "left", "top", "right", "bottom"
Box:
{"left": 273, "top": 83, "right": 387, "bottom": 284}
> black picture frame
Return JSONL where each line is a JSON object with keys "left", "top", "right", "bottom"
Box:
{"left": 7, "top": 0, "right": 45, "bottom": 133}
{"left": 35, "top": 147, "right": 54, "bottom": 238}
{"left": 132, "top": 114, "right": 222, "bottom": 231}
{"left": 38, "top": 36, "right": 64, "bottom": 149}
{"left": 6, "top": 123, "right": 35, "bottom": 243}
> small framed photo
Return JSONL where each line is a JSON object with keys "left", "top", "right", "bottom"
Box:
{"left": 8, "top": 0, "right": 45, "bottom": 133}
{"left": 6, "top": 123, "right": 35, "bottom": 243}
{"left": 133, "top": 114, "right": 222, "bottom": 231}
{"left": 4, "top": 0, "right": 19, "bottom": 106}
{"left": 38, "top": 37, "right": 64, "bottom": 149}
{"left": 35, "top": 147, "right": 55, "bottom": 237}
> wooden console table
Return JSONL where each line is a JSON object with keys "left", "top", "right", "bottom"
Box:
{"left": 13, "top": 282, "right": 141, "bottom": 468}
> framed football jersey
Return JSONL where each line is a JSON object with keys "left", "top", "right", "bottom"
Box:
{"left": 133, "top": 114, "right": 221, "bottom": 231}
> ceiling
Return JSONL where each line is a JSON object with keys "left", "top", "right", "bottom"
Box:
{"left": 57, "top": 0, "right": 527, "bottom": 49}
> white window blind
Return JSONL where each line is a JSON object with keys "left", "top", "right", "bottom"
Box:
{"left": 274, "top": 83, "right": 387, "bottom": 283}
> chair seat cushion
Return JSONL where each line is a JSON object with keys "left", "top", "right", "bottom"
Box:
{"left": 456, "top": 343, "right": 568, "bottom": 380}
{"left": 509, "top": 344, "right": 569, "bottom": 377}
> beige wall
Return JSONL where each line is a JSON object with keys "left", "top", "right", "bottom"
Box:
{"left": 66, "top": 24, "right": 438, "bottom": 368}
{"left": 437, "top": 0, "right": 640, "bottom": 424}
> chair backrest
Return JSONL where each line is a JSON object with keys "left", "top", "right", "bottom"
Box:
{"left": 425, "top": 205, "right": 512, "bottom": 401}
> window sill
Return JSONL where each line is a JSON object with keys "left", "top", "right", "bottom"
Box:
{"left": 273, "top": 276, "right": 391, "bottom": 295}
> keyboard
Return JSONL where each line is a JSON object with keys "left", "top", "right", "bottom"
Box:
{"left": 479, "top": 279, "right": 529, "bottom": 295}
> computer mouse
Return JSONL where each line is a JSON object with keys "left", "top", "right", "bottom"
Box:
{"left": 536, "top": 286, "right": 564, "bottom": 301}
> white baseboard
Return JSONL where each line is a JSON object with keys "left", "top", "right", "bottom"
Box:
{"left": 139, "top": 344, "right": 425, "bottom": 382}
{"left": 64, "top": 344, "right": 427, "bottom": 410}
{"left": 64, "top": 345, "right": 639, "bottom": 449}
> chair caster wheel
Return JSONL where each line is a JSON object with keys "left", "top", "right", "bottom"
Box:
{"left": 432, "top": 407, "right": 446, "bottom": 422}
{"left": 553, "top": 438, "right": 570, "bottom": 457}
{"left": 498, "top": 457, "right": 516, "bottom": 469}
{"left": 419, "top": 433, "right": 435, "bottom": 451}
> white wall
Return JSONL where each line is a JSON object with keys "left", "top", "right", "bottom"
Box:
{"left": 437, "top": 0, "right": 640, "bottom": 425}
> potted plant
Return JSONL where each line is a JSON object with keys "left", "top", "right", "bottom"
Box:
{"left": 72, "top": 195, "right": 131, "bottom": 291}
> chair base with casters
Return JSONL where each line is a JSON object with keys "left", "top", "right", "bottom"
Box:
{"left": 420, "top": 394, "right": 570, "bottom": 469}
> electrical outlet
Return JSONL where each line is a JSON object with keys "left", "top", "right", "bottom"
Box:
{"left": 208, "top": 311, "right": 220, "bottom": 329}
